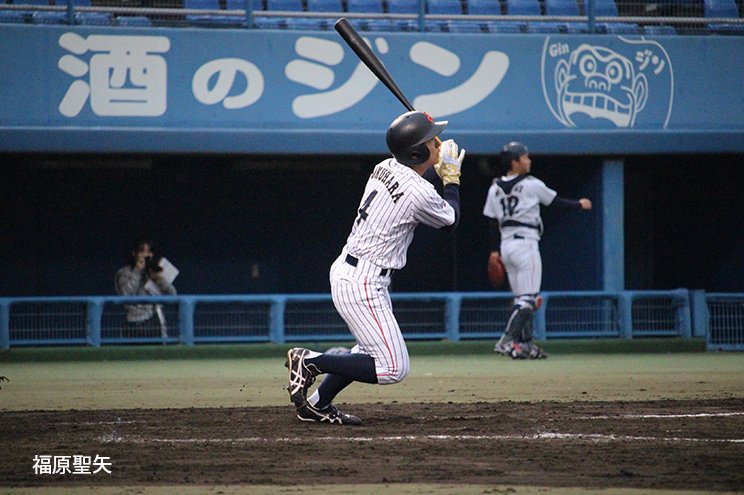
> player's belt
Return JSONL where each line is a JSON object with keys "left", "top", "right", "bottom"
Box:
{"left": 501, "top": 220, "right": 540, "bottom": 230}
{"left": 345, "top": 254, "right": 395, "bottom": 278}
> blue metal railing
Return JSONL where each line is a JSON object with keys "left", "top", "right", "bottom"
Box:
{"left": 0, "top": 289, "right": 728, "bottom": 350}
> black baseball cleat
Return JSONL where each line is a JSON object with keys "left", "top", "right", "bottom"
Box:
{"left": 508, "top": 342, "right": 529, "bottom": 359}
{"left": 286, "top": 348, "right": 318, "bottom": 408}
{"left": 509, "top": 342, "right": 548, "bottom": 359}
{"left": 528, "top": 344, "right": 548, "bottom": 359}
{"left": 297, "top": 402, "right": 362, "bottom": 426}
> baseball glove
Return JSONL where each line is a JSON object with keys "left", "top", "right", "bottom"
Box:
{"left": 487, "top": 253, "right": 506, "bottom": 288}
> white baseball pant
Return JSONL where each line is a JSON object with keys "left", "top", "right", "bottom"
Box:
{"left": 500, "top": 237, "right": 542, "bottom": 297}
{"left": 329, "top": 252, "right": 410, "bottom": 385}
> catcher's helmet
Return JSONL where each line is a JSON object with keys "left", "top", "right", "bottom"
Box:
{"left": 386, "top": 111, "right": 447, "bottom": 166}
{"left": 501, "top": 141, "right": 529, "bottom": 168}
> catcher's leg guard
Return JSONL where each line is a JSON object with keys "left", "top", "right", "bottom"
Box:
{"left": 521, "top": 310, "right": 534, "bottom": 342}
{"left": 504, "top": 295, "right": 537, "bottom": 343}
{"left": 506, "top": 295, "right": 548, "bottom": 359}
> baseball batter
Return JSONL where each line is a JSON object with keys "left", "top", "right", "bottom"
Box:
{"left": 286, "top": 111, "right": 465, "bottom": 425}
{"left": 483, "top": 141, "right": 592, "bottom": 359}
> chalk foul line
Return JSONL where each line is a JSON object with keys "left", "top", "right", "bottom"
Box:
{"left": 98, "top": 432, "right": 744, "bottom": 445}
{"left": 576, "top": 412, "right": 744, "bottom": 420}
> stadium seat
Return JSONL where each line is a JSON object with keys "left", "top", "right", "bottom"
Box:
{"left": 544, "top": 0, "right": 578, "bottom": 16}
{"left": 284, "top": 17, "right": 329, "bottom": 29}
{"left": 506, "top": 0, "right": 559, "bottom": 31}
{"left": 225, "top": 0, "right": 269, "bottom": 27}
{"left": 0, "top": 11, "right": 28, "bottom": 23}
{"left": 252, "top": 16, "right": 285, "bottom": 28}
{"left": 545, "top": 0, "right": 587, "bottom": 32}
{"left": 428, "top": 0, "right": 462, "bottom": 14}
{"left": 588, "top": 0, "right": 640, "bottom": 35}
{"left": 116, "top": 15, "right": 153, "bottom": 26}
{"left": 265, "top": 0, "right": 302, "bottom": 25}
{"left": 384, "top": 0, "right": 422, "bottom": 29}
{"left": 75, "top": 11, "right": 112, "bottom": 24}
{"left": 184, "top": 0, "right": 219, "bottom": 11}
{"left": 704, "top": 0, "right": 739, "bottom": 17}
{"left": 505, "top": 0, "right": 540, "bottom": 15}
{"left": 11, "top": 0, "right": 49, "bottom": 23}
{"left": 184, "top": 0, "right": 262, "bottom": 26}
{"left": 526, "top": 21, "right": 565, "bottom": 31}
{"left": 508, "top": 0, "right": 563, "bottom": 30}
{"left": 356, "top": 18, "right": 396, "bottom": 30}
{"left": 226, "top": 0, "right": 264, "bottom": 12}
{"left": 14, "top": 0, "right": 97, "bottom": 25}
{"left": 267, "top": 0, "right": 326, "bottom": 29}
{"left": 184, "top": 0, "right": 226, "bottom": 26}
{"left": 443, "top": 19, "right": 486, "bottom": 31}
{"left": 11, "top": 0, "right": 50, "bottom": 10}
{"left": 307, "top": 0, "right": 342, "bottom": 12}
{"left": 564, "top": 21, "right": 588, "bottom": 32}
{"left": 387, "top": 0, "right": 419, "bottom": 13}
{"left": 345, "top": 0, "right": 386, "bottom": 31}
{"left": 347, "top": 0, "right": 384, "bottom": 13}
{"left": 466, "top": 0, "right": 501, "bottom": 14}
{"left": 266, "top": 0, "right": 303, "bottom": 10}
{"left": 427, "top": 0, "right": 462, "bottom": 31}
{"left": 602, "top": 21, "right": 638, "bottom": 33}
{"left": 592, "top": 0, "right": 619, "bottom": 16}
{"left": 642, "top": 24, "right": 677, "bottom": 34}
{"left": 467, "top": 0, "right": 522, "bottom": 31}
{"left": 31, "top": 10, "right": 68, "bottom": 23}
{"left": 704, "top": 0, "right": 744, "bottom": 34}
{"left": 484, "top": 20, "right": 523, "bottom": 31}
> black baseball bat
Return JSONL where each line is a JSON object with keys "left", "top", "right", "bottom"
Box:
{"left": 334, "top": 17, "right": 415, "bottom": 112}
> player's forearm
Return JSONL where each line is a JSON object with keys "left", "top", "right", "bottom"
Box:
{"left": 549, "top": 196, "right": 582, "bottom": 210}
{"left": 442, "top": 184, "right": 460, "bottom": 229}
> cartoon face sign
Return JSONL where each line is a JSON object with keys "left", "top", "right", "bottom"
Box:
{"left": 541, "top": 38, "right": 673, "bottom": 129}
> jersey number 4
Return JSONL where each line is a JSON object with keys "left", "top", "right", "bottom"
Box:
{"left": 356, "top": 190, "right": 379, "bottom": 224}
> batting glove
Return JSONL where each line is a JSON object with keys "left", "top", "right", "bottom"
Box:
{"left": 435, "top": 139, "right": 466, "bottom": 186}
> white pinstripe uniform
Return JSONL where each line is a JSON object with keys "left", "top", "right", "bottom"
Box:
{"left": 482, "top": 174, "right": 557, "bottom": 297}
{"left": 330, "top": 158, "right": 456, "bottom": 385}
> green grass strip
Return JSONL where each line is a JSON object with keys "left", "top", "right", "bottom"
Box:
{"left": 0, "top": 338, "right": 706, "bottom": 363}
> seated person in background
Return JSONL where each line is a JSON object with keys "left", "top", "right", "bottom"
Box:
{"left": 115, "top": 238, "right": 176, "bottom": 339}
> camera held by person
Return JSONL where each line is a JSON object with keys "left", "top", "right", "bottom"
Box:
{"left": 145, "top": 255, "right": 163, "bottom": 275}
{"left": 114, "top": 238, "right": 177, "bottom": 340}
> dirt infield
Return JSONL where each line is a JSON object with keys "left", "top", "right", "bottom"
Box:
{"left": 1, "top": 399, "right": 743, "bottom": 491}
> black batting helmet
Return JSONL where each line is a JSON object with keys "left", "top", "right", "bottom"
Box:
{"left": 386, "top": 111, "right": 447, "bottom": 166}
{"left": 501, "top": 141, "right": 529, "bottom": 169}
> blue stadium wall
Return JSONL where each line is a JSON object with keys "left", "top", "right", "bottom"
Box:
{"left": 1, "top": 25, "right": 743, "bottom": 154}
{"left": 1, "top": 25, "right": 743, "bottom": 296}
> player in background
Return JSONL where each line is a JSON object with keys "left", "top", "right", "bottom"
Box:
{"left": 285, "top": 111, "right": 465, "bottom": 425}
{"left": 483, "top": 142, "right": 592, "bottom": 359}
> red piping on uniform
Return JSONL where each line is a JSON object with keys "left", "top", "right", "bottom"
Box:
{"left": 364, "top": 276, "right": 396, "bottom": 378}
